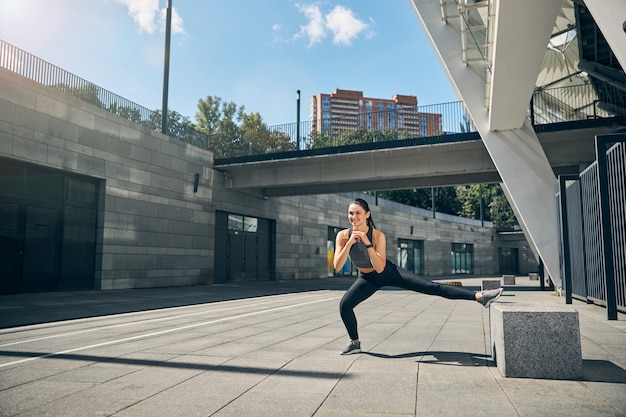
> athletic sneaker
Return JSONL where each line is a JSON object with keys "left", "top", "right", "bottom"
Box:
{"left": 480, "top": 288, "right": 503, "bottom": 308}
{"left": 340, "top": 341, "right": 361, "bottom": 355}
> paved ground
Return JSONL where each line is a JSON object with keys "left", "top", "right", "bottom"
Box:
{"left": 0, "top": 276, "right": 624, "bottom": 417}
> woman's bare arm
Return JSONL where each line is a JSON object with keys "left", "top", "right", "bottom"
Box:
{"left": 333, "top": 229, "right": 354, "bottom": 271}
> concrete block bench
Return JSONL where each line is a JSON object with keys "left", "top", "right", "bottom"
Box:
{"left": 502, "top": 275, "right": 516, "bottom": 285}
{"left": 481, "top": 279, "right": 501, "bottom": 290}
{"left": 529, "top": 272, "right": 539, "bottom": 281}
{"left": 490, "top": 302, "right": 583, "bottom": 380}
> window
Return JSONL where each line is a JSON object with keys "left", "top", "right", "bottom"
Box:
{"left": 420, "top": 115, "right": 428, "bottom": 136}
{"left": 397, "top": 238, "right": 423, "bottom": 274}
{"left": 327, "top": 226, "right": 355, "bottom": 277}
{"left": 228, "top": 214, "right": 258, "bottom": 233}
{"left": 451, "top": 243, "right": 474, "bottom": 274}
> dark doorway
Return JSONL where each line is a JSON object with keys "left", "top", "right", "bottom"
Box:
{"left": 0, "top": 158, "right": 98, "bottom": 294}
{"left": 214, "top": 211, "right": 274, "bottom": 283}
{"left": 499, "top": 247, "right": 519, "bottom": 275}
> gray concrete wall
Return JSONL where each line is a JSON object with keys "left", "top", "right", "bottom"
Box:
{"left": 1, "top": 68, "right": 213, "bottom": 290}
{"left": 0, "top": 67, "right": 526, "bottom": 290}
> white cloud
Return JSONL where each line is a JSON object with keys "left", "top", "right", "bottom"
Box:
{"left": 161, "top": 7, "right": 185, "bottom": 35}
{"left": 292, "top": 3, "right": 369, "bottom": 47}
{"left": 116, "top": 0, "right": 185, "bottom": 35}
{"left": 296, "top": 4, "right": 327, "bottom": 46}
{"left": 325, "top": 5, "right": 367, "bottom": 46}
{"left": 116, "top": 0, "right": 160, "bottom": 33}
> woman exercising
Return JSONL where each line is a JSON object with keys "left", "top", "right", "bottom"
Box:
{"left": 333, "top": 198, "right": 503, "bottom": 355}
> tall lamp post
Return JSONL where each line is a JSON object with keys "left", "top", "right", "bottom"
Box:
{"left": 296, "top": 90, "right": 301, "bottom": 150}
{"left": 161, "top": 0, "right": 173, "bottom": 134}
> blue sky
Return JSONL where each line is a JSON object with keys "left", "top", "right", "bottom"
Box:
{"left": 0, "top": 0, "right": 457, "bottom": 126}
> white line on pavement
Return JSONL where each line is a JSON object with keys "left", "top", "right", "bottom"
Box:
{"left": 0, "top": 292, "right": 331, "bottom": 348}
{"left": 0, "top": 295, "right": 340, "bottom": 368}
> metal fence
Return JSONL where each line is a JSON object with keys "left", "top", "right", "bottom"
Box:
{"left": 531, "top": 81, "right": 625, "bottom": 124}
{"left": 559, "top": 134, "right": 626, "bottom": 319}
{"left": 2, "top": 38, "right": 624, "bottom": 161}
{"left": 254, "top": 100, "right": 475, "bottom": 150}
{"left": 0, "top": 39, "right": 207, "bottom": 149}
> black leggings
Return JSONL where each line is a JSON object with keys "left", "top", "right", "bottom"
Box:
{"left": 339, "top": 259, "right": 477, "bottom": 340}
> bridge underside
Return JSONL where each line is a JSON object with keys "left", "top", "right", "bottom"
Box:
{"left": 215, "top": 124, "right": 616, "bottom": 197}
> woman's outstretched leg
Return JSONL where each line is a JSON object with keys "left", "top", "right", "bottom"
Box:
{"left": 393, "top": 266, "right": 503, "bottom": 306}
{"left": 394, "top": 266, "right": 476, "bottom": 300}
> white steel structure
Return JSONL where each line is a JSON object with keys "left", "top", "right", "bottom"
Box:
{"left": 408, "top": 0, "right": 626, "bottom": 287}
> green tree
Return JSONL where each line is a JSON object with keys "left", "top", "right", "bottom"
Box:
{"left": 310, "top": 126, "right": 400, "bottom": 149}
{"left": 241, "top": 112, "right": 294, "bottom": 154}
{"left": 459, "top": 114, "right": 473, "bottom": 133}
{"left": 195, "top": 96, "right": 291, "bottom": 158}
{"left": 455, "top": 184, "right": 517, "bottom": 227}
{"left": 456, "top": 184, "right": 486, "bottom": 220}
{"left": 373, "top": 183, "right": 517, "bottom": 227}
{"left": 489, "top": 185, "right": 517, "bottom": 229}
{"left": 195, "top": 96, "right": 245, "bottom": 158}
{"left": 373, "top": 187, "right": 460, "bottom": 215}
{"left": 108, "top": 103, "right": 143, "bottom": 123}
{"left": 54, "top": 83, "right": 102, "bottom": 107}
{"left": 433, "top": 187, "right": 461, "bottom": 215}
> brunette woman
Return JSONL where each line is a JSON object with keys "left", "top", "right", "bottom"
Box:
{"left": 333, "top": 198, "right": 503, "bottom": 355}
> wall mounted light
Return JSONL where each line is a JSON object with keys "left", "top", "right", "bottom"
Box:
{"left": 193, "top": 173, "right": 199, "bottom": 193}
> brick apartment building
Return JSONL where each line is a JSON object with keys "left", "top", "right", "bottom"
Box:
{"left": 309, "top": 89, "right": 442, "bottom": 137}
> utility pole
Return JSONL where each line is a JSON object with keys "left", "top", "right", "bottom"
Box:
{"left": 161, "top": 0, "right": 172, "bottom": 134}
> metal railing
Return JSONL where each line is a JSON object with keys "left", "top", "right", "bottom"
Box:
{"left": 213, "top": 81, "right": 625, "bottom": 161}
{"left": 2, "top": 38, "right": 624, "bottom": 161}
{"left": 559, "top": 134, "right": 626, "bottom": 319}
{"left": 207, "top": 101, "right": 476, "bottom": 161}
{"left": 531, "top": 81, "right": 625, "bottom": 124}
{"left": 0, "top": 39, "right": 207, "bottom": 149}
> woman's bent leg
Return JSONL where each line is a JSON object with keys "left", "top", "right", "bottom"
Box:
{"left": 339, "top": 277, "right": 380, "bottom": 340}
{"left": 394, "top": 266, "right": 476, "bottom": 300}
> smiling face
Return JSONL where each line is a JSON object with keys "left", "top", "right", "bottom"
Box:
{"left": 348, "top": 202, "right": 370, "bottom": 230}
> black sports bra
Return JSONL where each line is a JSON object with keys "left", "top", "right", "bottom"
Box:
{"left": 348, "top": 228, "right": 374, "bottom": 269}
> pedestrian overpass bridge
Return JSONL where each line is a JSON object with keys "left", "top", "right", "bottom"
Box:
{"left": 213, "top": 120, "right": 620, "bottom": 198}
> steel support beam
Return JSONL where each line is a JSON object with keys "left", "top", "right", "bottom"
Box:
{"left": 409, "top": 0, "right": 563, "bottom": 286}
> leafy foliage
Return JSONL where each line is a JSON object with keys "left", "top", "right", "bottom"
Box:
{"left": 310, "top": 126, "right": 411, "bottom": 149}
{"left": 195, "top": 96, "right": 292, "bottom": 158}
{"left": 372, "top": 184, "right": 517, "bottom": 228}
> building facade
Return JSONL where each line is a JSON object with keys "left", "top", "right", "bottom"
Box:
{"left": 309, "top": 89, "right": 441, "bottom": 138}
{"left": 0, "top": 67, "right": 538, "bottom": 294}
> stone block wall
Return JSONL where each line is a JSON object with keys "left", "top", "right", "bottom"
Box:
{"left": 1, "top": 68, "right": 213, "bottom": 290}
{"left": 1, "top": 67, "right": 517, "bottom": 290}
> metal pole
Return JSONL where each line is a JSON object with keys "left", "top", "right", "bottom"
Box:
{"left": 431, "top": 187, "right": 436, "bottom": 218}
{"left": 161, "top": 0, "right": 172, "bottom": 134}
{"left": 296, "top": 90, "right": 301, "bottom": 150}
{"left": 558, "top": 175, "right": 579, "bottom": 305}
{"left": 595, "top": 134, "right": 622, "bottom": 320}
{"left": 479, "top": 184, "right": 484, "bottom": 227}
